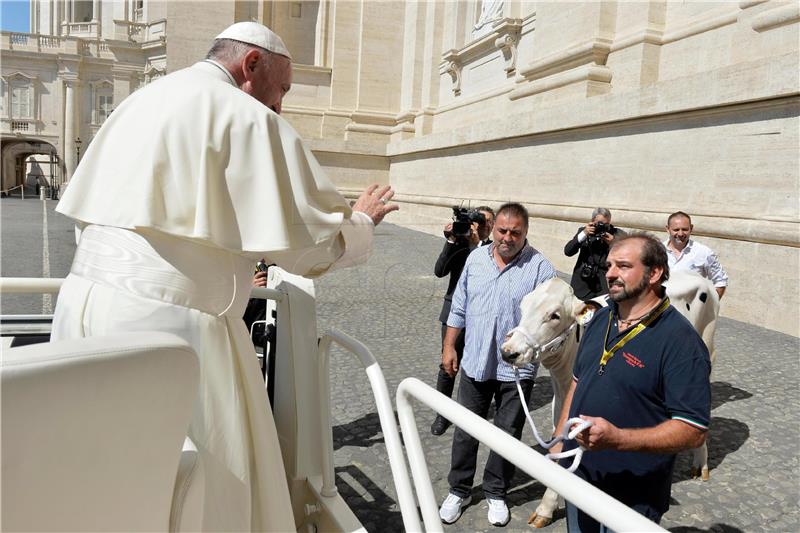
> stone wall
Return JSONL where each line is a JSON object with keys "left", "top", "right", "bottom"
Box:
{"left": 37, "top": 0, "right": 791, "bottom": 335}
{"left": 311, "top": 1, "right": 798, "bottom": 336}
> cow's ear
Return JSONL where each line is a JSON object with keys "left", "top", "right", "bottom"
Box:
{"left": 573, "top": 299, "right": 594, "bottom": 325}
{"left": 575, "top": 299, "right": 603, "bottom": 325}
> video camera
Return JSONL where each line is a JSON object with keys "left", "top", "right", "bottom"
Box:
{"left": 444, "top": 206, "right": 486, "bottom": 241}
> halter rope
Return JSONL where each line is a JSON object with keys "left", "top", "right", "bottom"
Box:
{"left": 511, "top": 320, "right": 591, "bottom": 473}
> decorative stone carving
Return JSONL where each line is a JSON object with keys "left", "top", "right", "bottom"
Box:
{"left": 142, "top": 63, "right": 166, "bottom": 84}
{"left": 439, "top": 18, "right": 522, "bottom": 96}
{"left": 473, "top": 0, "right": 505, "bottom": 39}
{"left": 440, "top": 58, "right": 462, "bottom": 96}
{"left": 494, "top": 32, "right": 519, "bottom": 74}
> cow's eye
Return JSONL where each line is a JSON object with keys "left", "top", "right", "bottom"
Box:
{"left": 549, "top": 312, "right": 560, "bottom": 321}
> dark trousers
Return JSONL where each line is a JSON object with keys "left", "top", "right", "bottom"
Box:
{"left": 565, "top": 500, "right": 662, "bottom": 533}
{"left": 435, "top": 323, "right": 465, "bottom": 399}
{"left": 448, "top": 373, "right": 533, "bottom": 500}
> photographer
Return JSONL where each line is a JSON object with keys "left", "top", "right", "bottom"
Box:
{"left": 564, "top": 208, "right": 624, "bottom": 300}
{"left": 430, "top": 205, "right": 494, "bottom": 436}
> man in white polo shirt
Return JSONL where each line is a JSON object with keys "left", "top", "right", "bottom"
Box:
{"left": 664, "top": 211, "right": 728, "bottom": 298}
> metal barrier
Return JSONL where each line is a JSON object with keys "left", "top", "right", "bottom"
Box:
{"left": 1, "top": 277, "right": 667, "bottom": 532}
{"left": 396, "top": 377, "right": 667, "bottom": 533}
{"left": 0, "top": 277, "right": 63, "bottom": 293}
{"left": 0, "top": 278, "right": 63, "bottom": 338}
{"left": 318, "top": 328, "right": 422, "bottom": 532}
{"left": 1, "top": 184, "right": 25, "bottom": 199}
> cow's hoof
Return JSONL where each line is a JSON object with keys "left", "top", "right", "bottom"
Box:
{"left": 690, "top": 466, "right": 700, "bottom": 478}
{"left": 701, "top": 467, "right": 710, "bottom": 481}
{"left": 527, "top": 512, "right": 552, "bottom": 528}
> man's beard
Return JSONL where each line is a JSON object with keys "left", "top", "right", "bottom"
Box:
{"left": 608, "top": 270, "right": 650, "bottom": 302}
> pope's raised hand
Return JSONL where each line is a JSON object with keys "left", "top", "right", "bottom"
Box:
{"left": 353, "top": 184, "right": 399, "bottom": 226}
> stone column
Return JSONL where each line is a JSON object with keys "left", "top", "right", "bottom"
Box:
{"left": 30, "top": 0, "right": 38, "bottom": 34}
{"left": 92, "top": 0, "right": 100, "bottom": 38}
{"left": 63, "top": 79, "right": 77, "bottom": 182}
{"left": 314, "top": 0, "right": 330, "bottom": 67}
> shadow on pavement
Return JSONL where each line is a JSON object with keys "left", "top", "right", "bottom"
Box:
{"left": 332, "top": 412, "right": 385, "bottom": 450}
{"left": 670, "top": 524, "right": 745, "bottom": 533}
{"left": 673, "top": 416, "right": 750, "bottom": 483}
{"left": 710, "top": 381, "right": 752, "bottom": 411}
{"left": 335, "top": 464, "right": 404, "bottom": 531}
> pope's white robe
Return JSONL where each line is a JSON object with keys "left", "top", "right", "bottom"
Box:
{"left": 53, "top": 61, "right": 374, "bottom": 532}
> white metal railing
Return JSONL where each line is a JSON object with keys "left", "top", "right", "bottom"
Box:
{"left": 396, "top": 378, "right": 667, "bottom": 533}
{"left": 318, "top": 328, "right": 421, "bottom": 532}
{"left": 0, "top": 278, "right": 63, "bottom": 294}
{"left": 0, "top": 278, "right": 63, "bottom": 337}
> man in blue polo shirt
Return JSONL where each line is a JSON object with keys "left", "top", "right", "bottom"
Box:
{"left": 555, "top": 233, "right": 711, "bottom": 532}
{"left": 438, "top": 202, "right": 556, "bottom": 527}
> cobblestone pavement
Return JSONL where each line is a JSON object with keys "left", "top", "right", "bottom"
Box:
{"left": 316, "top": 222, "right": 800, "bottom": 533}
{"left": 3, "top": 199, "right": 799, "bottom": 532}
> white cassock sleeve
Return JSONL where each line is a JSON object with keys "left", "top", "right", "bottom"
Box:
{"left": 262, "top": 211, "right": 374, "bottom": 278}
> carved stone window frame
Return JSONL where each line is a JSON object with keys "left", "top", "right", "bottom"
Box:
{"left": 3, "top": 72, "right": 38, "bottom": 121}
{"left": 90, "top": 79, "right": 114, "bottom": 125}
{"left": 142, "top": 63, "right": 166, "bottom": 86}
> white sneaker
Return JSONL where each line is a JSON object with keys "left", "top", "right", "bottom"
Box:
{"left": 487, "top": 498, "right": 510, "bottom": 526}
{"left": 439, "top": 492, "right": 467, "bottom": 524}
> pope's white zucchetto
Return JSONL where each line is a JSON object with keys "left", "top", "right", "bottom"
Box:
{"left": 215, "top": 22, "right": 292, "bottom": 60}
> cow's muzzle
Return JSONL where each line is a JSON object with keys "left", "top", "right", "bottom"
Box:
{"left": 501, "top": 328, "right": 538, "bottom": 367}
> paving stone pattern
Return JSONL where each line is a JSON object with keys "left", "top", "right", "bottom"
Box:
{"left": 3, "top": 199, "right": 798, "bottom": 532}
{"left": 316, "top": 222, "right": 800, "bottom": 533}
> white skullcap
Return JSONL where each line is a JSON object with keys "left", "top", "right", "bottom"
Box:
{"left": 215, "top": 22, "right": 292, "bottom": 60}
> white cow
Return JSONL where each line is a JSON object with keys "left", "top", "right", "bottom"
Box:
{"left": 500, "top": 272, "right": 718, "bottom": 528}
{"left": 500, "top": 278, "right": 591, "bottom": 528}
{"left": 664, "top": 271, "right": 719, "bottom": 481}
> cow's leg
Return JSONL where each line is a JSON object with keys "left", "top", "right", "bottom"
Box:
{"left": 528, "top": 488, "right": 559, "bottom": 528}
{"left": 690, "top": 441, "right": 710, "bottom": 480}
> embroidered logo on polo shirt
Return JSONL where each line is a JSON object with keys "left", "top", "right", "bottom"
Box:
{"left": 622, "top": 351, "right": 644, "bottom": 369}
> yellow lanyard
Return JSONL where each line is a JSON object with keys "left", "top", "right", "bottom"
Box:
{"left": 598, "top": 298, "right": 670, "bottom": 375}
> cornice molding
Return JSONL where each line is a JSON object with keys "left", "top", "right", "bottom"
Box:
{"left": 338, "top": 191, "right": 799, "bottom": 247}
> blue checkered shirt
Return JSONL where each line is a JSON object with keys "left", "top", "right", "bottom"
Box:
{"left": 447, "top": 242, "right": 556, "bottom": 382}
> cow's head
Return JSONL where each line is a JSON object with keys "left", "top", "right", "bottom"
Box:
{"left": 501, "top": 278, "right": 589, "bottom": 368}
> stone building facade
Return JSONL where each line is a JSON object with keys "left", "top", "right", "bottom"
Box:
{"left": 2, "top": 1, "right": 798, "bottom": 335}
{"left": 1, "top": 0, "right": 167, "bottom": 193}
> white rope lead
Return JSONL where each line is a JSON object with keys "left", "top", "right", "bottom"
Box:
{"left": 514, "top": 368, "right": 591, "bottom": 473}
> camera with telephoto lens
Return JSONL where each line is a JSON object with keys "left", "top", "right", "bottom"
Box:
{"left": 444, "top": 206, "right": 486, "bottom": 241}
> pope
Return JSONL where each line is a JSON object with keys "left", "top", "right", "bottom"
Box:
{"left": 53, "top": 22, "right": 398, "bottom": 532}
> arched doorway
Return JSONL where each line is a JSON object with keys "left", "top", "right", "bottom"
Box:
{"left": 1, "top": 138, "right": 63, "bottom": 198}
